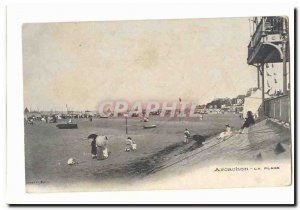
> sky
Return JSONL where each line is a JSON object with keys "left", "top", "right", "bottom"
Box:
{"left": 23, "top": 17, "right": 260, "bottom": 111}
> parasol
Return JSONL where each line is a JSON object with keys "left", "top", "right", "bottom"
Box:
{"left": 87, "top": 134, "right": 98, "bottom": 139}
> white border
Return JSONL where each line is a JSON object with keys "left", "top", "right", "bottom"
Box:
{"left": 5, "top": 1, "right": 296, "bottom": 205}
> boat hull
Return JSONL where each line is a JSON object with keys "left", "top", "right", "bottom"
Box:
{"left": 56, "top": 124, "right": 78, "bottom": 129}
{"left": 143, "top": 125, "right": 157, "bottom": 129}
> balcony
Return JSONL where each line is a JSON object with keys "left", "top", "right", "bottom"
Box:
{"left": 247, "top": 17, "right": 287, "bottom": 65}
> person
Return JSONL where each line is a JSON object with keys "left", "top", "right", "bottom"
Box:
{"left": 217, "top": 124, "right": 233, "bottom": 140}
{"left": 200, "top": 114, "right": 203, "bottom": 120}
{"left": 68, "top": 118, "right": 73, "bottom": 124}
{"left": 184, "top": 128, "right": 191, "bottom": 144}
{"left": 28, "top": 118, "right": 34, "bottom": 125}
{"left": 125, "top": 137, "right": 137, "bottom": 152}
{"left": 88, "top": 134, "right": 98, "bottom": 159}
{"left": 131, "top": 140, "right": 137, "bottom": 151}
{"left": 143, "top": 117, "right": 149, "bottom": 122}
{"left": 91, "top": 138, "right": 97, "bottom": 159}
{"left": 241, "top": 111, "right": 255, "bottom": 129}
{"left": 96, "top": 135, "right": 109, "bottom": 160}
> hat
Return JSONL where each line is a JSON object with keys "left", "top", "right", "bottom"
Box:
{"left": 225, "top": 124, "right": 230, "bottom": 127}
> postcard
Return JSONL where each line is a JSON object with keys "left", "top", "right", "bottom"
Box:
{"left": 5, "top": 4, "right": 295, "bottom": 204}
{"left": 19, "top": 16, "right": 293, "bottom": 193}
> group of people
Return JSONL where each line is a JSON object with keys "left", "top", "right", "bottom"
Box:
{"left": 184, "top": 111, "right": 256, "bottom": 143}
{"left": 87, "top": 111, "right": 256, "bottom": 160}
{"left": 89, "top": 135, "right": 109, "bottom": 160}
{"left": 25, "top": 118, "right": 34, "bottom": 125}
{"left": 217, "top": 110, "right": 256, "bottom": 140}
{"left": 125, "top": 137, "right": 137, "bottom": 152}
{"left": 88, "top": 135, "right": 137, "bottom": 160}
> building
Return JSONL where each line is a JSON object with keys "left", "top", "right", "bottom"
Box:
{"left": 247, "top": 16, "right": 290, "bottom": 123}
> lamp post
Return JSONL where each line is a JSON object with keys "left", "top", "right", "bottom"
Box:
{"left": 179, "top": 98, "right": 181, "bottom": 122}
{"left": 124, "top": 113, "right": 128, "bottom": 134}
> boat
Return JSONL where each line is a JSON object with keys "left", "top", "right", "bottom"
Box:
{"left": 56, "top": 104, "right": 78, "bottom": 129}
{"left": 143, "top": 124, "right": 157, "bottom": 129}
{"left": 56, "top": 123, "right": 78, "bottom": 129}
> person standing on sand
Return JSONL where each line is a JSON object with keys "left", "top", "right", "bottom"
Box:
{"left": 88, "top": 134, "right": 97, "bottom": 159}
{"left": 184, "top": 128, "right": 191, "bottom": 144}
{"left": 91, "top": 138, "right": 97, "bottom": 159}
{"left": 96, "top": 135, "right": 109, "bottom": 160}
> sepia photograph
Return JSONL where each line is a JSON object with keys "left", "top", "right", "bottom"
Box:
{"left": 21, "top": 16, "right": 293, "bottom": 193}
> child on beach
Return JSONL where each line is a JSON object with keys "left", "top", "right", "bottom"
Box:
{"left": 125, "top": 137, "right": 137, "bottom": 152}
{"left": 184, "top": 128, "right": 191, "bottom": 144}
